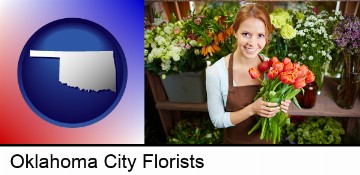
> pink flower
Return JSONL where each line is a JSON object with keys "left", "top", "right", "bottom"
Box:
{"left": 194, "top": 18, "right": 201, "bottom": 25}
{"left": 174, "top": 28, "right": 180, "bottom": 34}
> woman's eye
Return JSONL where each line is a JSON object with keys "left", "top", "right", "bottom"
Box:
{"left": 242, "top": 32, "right": 251, "bottom": 37}
{"left": 258, "top": 34, "right": 265, "bottom": 38}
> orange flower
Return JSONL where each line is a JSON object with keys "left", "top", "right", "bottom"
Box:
{"left": 283, "top": 57, "right": 291, "bottom": 65}
{"left": 269, "top": 56, "right": 280, "bottom": 67}
{"left": 201, "top": 43, "right": 221, "bottom": 56}
{"left": 268, "top": 69, "right": 278, "bottom": 80}
{"left": 305, "top": 70, "right": 315, "bottom": 83}
{"left": 298, "top": 65, "right": 309, "bottom": 77}
{"left": 280, "top": 71, "right": 296, "bottom": 84}
{"left": 293, "top": 62, "right": 300, "bottom": 69}
{"left": 272, "top": 62, "right": 284, "bottom": 74}
{"left": 248, "top": 68, "right": 260, "bottom": 79}
{"left": 292, "top": 68, "right": 302, "bottom": 78}
{"left": 217, "top": 32, "right": 225, "bottom": 43}
{"left": 225, "top": 27, "right": 233, "bottom": 36}
{"left": 258, "top": 61, "right": 270, "bottom": 72}
{"left": 283, "top": 62, "right": 294, "bottom": 72}
{"left": 293, "top": 77, "right": 306, "bottom": 89}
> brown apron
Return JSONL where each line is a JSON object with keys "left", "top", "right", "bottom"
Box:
{"left": 223, "top": 53, "right": 268, "bottom": 144}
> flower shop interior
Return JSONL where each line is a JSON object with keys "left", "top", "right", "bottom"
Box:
{"left": 144, "top": 1, "right": 360, "bottom": 144}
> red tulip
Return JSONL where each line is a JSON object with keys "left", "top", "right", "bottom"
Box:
{"left": 293, "top": 77, "right": 306, "bottom": 89}
{"left": 272, "top": 62, "right": 284, "bottom": 74}
{"left": 298, "top": 65, "right": 309, "bottom": 77}
{"left": 283, "top": 57, "right": 292, "bottom": 65}
{"left": 280, "top": 71, "right": 296, "bottom": 84}
{"left": 292, "top": 68, "right": 302, "bottom": 78}
{"left": 293, "top": 62, "right": 300, "bottom": 69}
{"left": 258, "top": 61, "right": 270, "bottom": 72}
{"left": 305, "top": 71, "right": 315, "bottom": 83}
{"left": 269, "top": 57, "right": 279, "bottom": 67}
{"left": 268, "top": 69, "right": 278, "bottom": 80}
{"left": 248, "top": 68, "right": 260, "bottom": 79}
{"left": 283, "top": 62, "right": 294, "bottom": 72}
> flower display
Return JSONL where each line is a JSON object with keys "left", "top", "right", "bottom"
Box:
{"left": 182, "top": 3, "right": 238, "bottom": 64}
{"left": 144, "top": 20, "right": 189, "bottom": 78}
{"left": 265, "top": 8, "right": 297, "bottom": 60}
{"left": 287, "top": 5, "right": 343, "bottom": 90}
{"left": 144, "top": 3, "right": 239, "bottom": 78}
{"left": 247, "top": 57, "right": 315, "bottom": 144}
{"left": 265, "top": 4, "right": 343, "bottom": 91}
{"left": 332, "top": 15, "right": 360, "bottom": 109}
{"left": 332, "top": 15, "right": 360, "bottom": 55}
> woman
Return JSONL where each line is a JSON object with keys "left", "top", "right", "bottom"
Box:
{"left": 206, "top": 4, "right": 291, "bottom": 144}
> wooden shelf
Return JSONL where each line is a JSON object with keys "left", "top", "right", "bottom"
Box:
{"left": 155, "top": 77, "right": 360, "bottom": 117}
{"left": 288, "top": 77, "right": 360, "bottom": 117}
{"left": 156, "top": 101, "right": 207, "bottom": 111}
{"left": 146, "top": 70, "right": 360, "bottom": 138}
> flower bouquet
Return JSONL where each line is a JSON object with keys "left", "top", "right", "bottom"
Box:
{"left": 247, "top": 57, "right": 315, "bottom": 144}
{"left": 332, "top": 15, "right": 360, "bottom": 109}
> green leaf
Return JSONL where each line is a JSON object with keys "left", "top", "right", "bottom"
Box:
{"left": 285, "top": 88, "right": 301, "bottom": 100}
{"left": 292, "top": 96, "right": 302, "bottom": 110}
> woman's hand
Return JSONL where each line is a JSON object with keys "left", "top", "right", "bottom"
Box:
{"left": 280, "top": 100, "right": 291, "bottom": 113}
{"left": 251, "top": 97, "right": 280, "bottom": 118}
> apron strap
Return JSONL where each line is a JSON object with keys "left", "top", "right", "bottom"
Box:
{"left": 228, "top": 53, "right": 234, "bottom": 89}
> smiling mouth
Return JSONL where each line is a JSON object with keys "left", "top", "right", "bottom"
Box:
{"left": 244, "top": 46, "right": 257, "bottom": 54}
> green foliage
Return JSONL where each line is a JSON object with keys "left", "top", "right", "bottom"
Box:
{"left": 144, "top": 2, "right": 239, "bottom": 77}
{"left": 283, "top": 117, "right": 345, "bottom": 144}
{"left": 167, "top": 117, "right": 224, "bottom": 144}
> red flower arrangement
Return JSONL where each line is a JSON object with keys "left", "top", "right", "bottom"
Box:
{"left": 247, "top": 56, "right": 315, "bottom": 144}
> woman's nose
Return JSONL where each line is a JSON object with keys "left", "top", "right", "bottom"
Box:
{"left": 247, "top": 37, "right": 256, "bottom": 46}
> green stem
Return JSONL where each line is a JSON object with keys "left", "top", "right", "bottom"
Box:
{"left": 248, "top": 118, "right": 262, "bottom": 135}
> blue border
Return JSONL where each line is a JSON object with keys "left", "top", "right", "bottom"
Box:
{"left": 17, "top": 18, "right": 127, "bottom": 128}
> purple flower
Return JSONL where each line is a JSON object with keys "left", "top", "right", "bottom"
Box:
{"left": 333, "top": 15, "right": 360, "bottom": 54}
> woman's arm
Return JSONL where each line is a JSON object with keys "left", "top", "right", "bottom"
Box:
{"left": 206, "top": 68, "right": 233, "bottom": 128}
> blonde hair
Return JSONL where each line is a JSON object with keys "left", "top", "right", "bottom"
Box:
{"left": 232, "top": 4, "right": 274, "bottom": 44}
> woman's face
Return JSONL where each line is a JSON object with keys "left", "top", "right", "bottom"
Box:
{"left": 234, "top": 17, "right": 266, "bottom": 59}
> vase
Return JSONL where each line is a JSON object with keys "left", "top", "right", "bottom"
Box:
{"left": 160, "top": 70, "right": 206, "bottom": 103}
{"left": 296, "top": 81, "right": 318, "bottom": 109}
{"left": 336, "top": 51, "right": 360, "bottom": 109}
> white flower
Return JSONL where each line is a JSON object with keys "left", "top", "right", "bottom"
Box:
{"left": 155, "top": 35, "right": 166, "bottom": 46}
{"left": 189, "top": 40, "right": 198, "bottom": 47}
{"left": 327, "top": 54, "right": 332, "bottom": 61}
{"left": 163, "top": 26, "right": 172, "bottom": 35}
{"left": 161, "top": 60, "right": 171, "bottom": 71}
{"left": 335, "top": 10, "right": 341, "bottom": 16}
{"left": 147, "top": 52, "right": 154, "bottom": 63}
{"left": 194, "top": 49, "right": 200, "bottom": 55}
{"left": 322, "top": 51, "right": 326, "bottom": 56}
{"left": 308, "top": 56, "right": 314, "bottom": 60}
